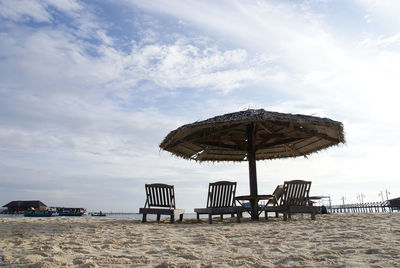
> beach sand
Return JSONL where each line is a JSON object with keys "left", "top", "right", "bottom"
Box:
{"left": 1, "top": 213, "right": 399, "bottom": 267}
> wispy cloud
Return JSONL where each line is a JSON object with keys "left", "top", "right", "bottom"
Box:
{"left": 0, "top": 0, "right": 53, "bottom": 22}
{"left": 111, "top": 40, "right": 269, "bottom": 94}
{"left": 0, "top": 0, "right": 84, "bottom": 24}
{"left": 356, "top": 0, "right": 400, "bottom": 30}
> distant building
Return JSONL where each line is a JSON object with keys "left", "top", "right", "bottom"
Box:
{"left": 2, "top": 200, "right": 47, "bottom": 213}
{"left": 388, "top": 197, "right": 400, "bottom": 211}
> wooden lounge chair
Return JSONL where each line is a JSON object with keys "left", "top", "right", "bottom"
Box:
{"left": 262, "top": 180, "right": 320, "bottom": 221}
{"left": 139, "top": 183, "right": 184, "bottom": 223}
{"left": 194, "top": 181, "right": 247, "bottom": 224}
{"left": 261, "top": 184, "right": 284, "bottom": 219}
{"left": 266, "top": 185, "right": 284, "bottom": 206}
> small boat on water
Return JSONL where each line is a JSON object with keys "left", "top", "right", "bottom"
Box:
{"left": 90, "top": 211, "right": 107, "bottom": 217}
{"left": 24, "top": 211, "right": 54, "bottom": 217}
{"left": 23, "top": 207, "right": 87, "bottom": 217}
{"left": 24, "top": 207, "right": 58, "bottom": 217}
{"left": 58, "top": 207, "right": 87, "bottom": 216}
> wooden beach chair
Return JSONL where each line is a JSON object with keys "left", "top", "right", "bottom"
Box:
{"left": 266, "top": 185, "right": 284, "bottom": 206}
{"left": 139, "top": 183, "right": 184, "bottom": 224}
{"left": 262, "top": 180, "right": 320, "bottom": 221}
{"left": 261, "top": 184, "right": 284, "bottom": 219}
{"left": 194, "top": 181, "right": 247, "bottom": 224}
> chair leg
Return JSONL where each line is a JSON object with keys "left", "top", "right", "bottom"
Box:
{"left": 170, "top": 215, "right": 174, "bottom": 224}
{"left": 237, "top": 212, "right": 241, "bottom": 223}
{"left": 275, "top": 212, "right": 279, "bottom": 218}
{"left": 197, "top": 213, "right": 200, "bottom": 222}
{"left": 220, "top": 214, "right": 223, "bottom": 221}
{"left": 142, "top": 213, "right": 147, "bottom": 223}
{"left": 311, "top": 212, "right": 316, "bottom": 220}
{"left": 265, "top": 211, "right": 268, "bottom": 220}
{"left": 156, "top": 214, "right": 161, "bottom": 221}
{"left": 179, "top": 214, "right": 183, "bottom": 222}
{"left": 208, "top": 214, "right": 213, "bottom": 224}
{"left": 231, "top": 213, "right": 235, "bottom": 218}
{"left": 283, "top": 212, "right": 288, "bottom": 221}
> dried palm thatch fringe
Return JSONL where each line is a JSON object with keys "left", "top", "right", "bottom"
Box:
{"left": 160, "top": 109, "right": 345, "bottom": 162}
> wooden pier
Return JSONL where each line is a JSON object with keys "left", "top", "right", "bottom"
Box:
{"left": 329, "top": 201, "right": 397, "bottom": 214}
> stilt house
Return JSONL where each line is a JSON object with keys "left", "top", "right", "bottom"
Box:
{"left": 2, "top": 200, "right": 47, "bottom": 213}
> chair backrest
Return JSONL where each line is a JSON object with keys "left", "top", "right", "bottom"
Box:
{"left": 280, "top": 180, "right": 311, "bottom": 206}
{"left": 144, "top": 183, "right": 176, "bottom": 209}
{"left": 267, "top": 185, "right": 284, "bottom": 205}
{"left": 206, "top": 181, "right": 237, "bottom": 208}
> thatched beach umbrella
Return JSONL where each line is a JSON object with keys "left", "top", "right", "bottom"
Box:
{"left": 160, "top": 109, "right": 345, "bottom": 220}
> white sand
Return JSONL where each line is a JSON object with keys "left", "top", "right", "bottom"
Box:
{"left": 1, "top": 213, "right": 399, "bottom": 267}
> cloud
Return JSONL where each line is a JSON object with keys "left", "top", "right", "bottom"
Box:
{"left": 111, "top": 40, "right": 269, "bottom": 94}
{"left": 125, "top": 1, "right": 357, "bottom": 116}
{"left": 0, "top": 0, "right": 82, "bottom": 23}
{"left": 1, "top": 4, "right": 269, "bottom": 97}
{"left": 0, "top": 0, "right": 52, "bottom": 22}
{"left": 129, "top": 1, "right": 342, "bottom": 70}
{"left": 356, "top": 0, "right": 400, "bottom": 30}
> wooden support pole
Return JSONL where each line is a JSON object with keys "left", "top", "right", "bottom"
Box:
{"left": 247, "top": 123, "right": 259, "bottom": 221}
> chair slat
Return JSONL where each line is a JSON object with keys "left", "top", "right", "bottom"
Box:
{"left": 222, "top": 185, "right": 226, "bottom": 206}
{"left": 217, "top": 185, "right": 223, "bottom": 207}
{"left": 149, "top": 187, "right": 155, "bottom": 206}
{"left": 216, "top": 184, "right": 220, "bottom": 207}
{"left": 170, "top": 187, "right": 175, "bottom": 208}
{"left": 160, "top": 187, "right": 166, "bottom": 207}
{"left": 225, "top": 184, "right": 232, "bottom": 207}
{"left": 155, "top": 187, "right": 160, "bottom": 206}
{"left": 210, "top": 184, "right": 215, "bottom": 207}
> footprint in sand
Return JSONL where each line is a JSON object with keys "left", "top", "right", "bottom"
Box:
{"left": 178, "top": 252, "right": 200, "bottom": 260}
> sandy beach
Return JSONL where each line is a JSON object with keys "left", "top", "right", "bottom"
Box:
{"left": 1, "top": 213, "right": 399, "bottom": 267}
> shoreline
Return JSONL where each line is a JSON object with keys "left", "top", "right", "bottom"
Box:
{"left": 1, "top": 213, "right": 399, "bottom": 267}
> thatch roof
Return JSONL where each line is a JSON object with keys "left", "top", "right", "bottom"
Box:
{"left": 160, "top": 109, "right": 345, "bottom": 162}
{"left": 3, "top": 200, "right": 47, "bottom": 208}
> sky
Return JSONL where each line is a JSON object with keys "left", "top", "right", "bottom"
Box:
{"left": 1, "top": 0, "right": 399, "bottom": 212}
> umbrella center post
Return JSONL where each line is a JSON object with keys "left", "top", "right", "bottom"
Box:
{"left": 247, "top": 123, "right": 259, "bottom": 220}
